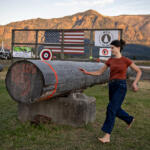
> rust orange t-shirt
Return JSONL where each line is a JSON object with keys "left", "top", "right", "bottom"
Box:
{"left": 105, "top": 56, "right": 132, "bottom": 80}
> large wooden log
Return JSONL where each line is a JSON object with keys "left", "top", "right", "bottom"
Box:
{"left": 5, "top": 60, "right": 134, "bottom": 104}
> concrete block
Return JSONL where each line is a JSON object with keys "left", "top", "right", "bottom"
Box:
{"left": 18, "top": 92, "right": 96, "bottom": 127}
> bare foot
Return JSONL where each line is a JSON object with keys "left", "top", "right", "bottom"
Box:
{"left": 98, "top": 137, "right": 110, "bottom": 143}
{"left": 98, "top": 133, "right": 110, "bottom": 143}
{"left": 127, "top": 118, "right": 135, "bottom": 129}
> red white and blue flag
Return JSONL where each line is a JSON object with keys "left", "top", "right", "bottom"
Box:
{"left": 44, "top": 31, "right": 84, "bottom": 54}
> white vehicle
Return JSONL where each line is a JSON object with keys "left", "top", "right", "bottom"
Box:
{"left": 0, "top": 41, "right": 11, "bottom": 59}
{"left": 0, "top": 49, "right": 11, "bottom": 59}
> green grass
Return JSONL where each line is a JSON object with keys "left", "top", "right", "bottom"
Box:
{"left": 0, "top": 79, "right": 150, "bottom": 150}
{"left": 134, "top": 61, "right": 150, "bottom": 66}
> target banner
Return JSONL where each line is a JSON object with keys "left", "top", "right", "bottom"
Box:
{"left": 95, "top": 30, "right": 119, "bottom": 47}
{"left": 40, "top": 49, "right": 52, "bottom": 61}
{"left": 99, "top": 48, "right": 111, "bottom": 57}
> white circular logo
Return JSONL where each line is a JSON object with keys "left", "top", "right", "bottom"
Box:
{"left": 99, "top": 31, "right": 113, "bottom": 46}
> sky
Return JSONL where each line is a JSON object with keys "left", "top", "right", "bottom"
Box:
{"left": 0, "top": 0, "right": 150, "bottom": 25}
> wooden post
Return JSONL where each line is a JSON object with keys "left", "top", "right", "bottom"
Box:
{"left": 89, "top": 30, "right": 94, "bottom": 59}
{"left": 60, "top": 30, "right": 64, "bottom": 60}
{"left": 35, "top": 30, "right": 39, "bottom": 59}
{"left": 11, "top": 30, "right": 15, "bottom": 64}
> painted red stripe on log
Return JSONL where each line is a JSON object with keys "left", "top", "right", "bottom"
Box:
{"left": 40, "top": 61, "right": 58, "bottom": 100}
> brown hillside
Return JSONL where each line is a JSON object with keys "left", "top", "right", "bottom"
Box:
{"left": 0, "top": 9, "right": 150, "bottom": 49}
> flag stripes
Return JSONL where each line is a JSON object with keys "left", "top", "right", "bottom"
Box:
{"left": 44, "top": 31, "right": 84, "bottom": 54}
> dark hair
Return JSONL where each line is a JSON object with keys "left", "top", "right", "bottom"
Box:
{"left": 110, "top": 39, "right": 126, "bottom": 52}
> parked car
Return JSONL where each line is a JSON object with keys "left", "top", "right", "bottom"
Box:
{"left": 0, "top": 49, "right": 11, "bottom": 59}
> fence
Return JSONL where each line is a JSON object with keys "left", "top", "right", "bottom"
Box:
{"left": 11, "top": 29, "right": 123, "bottom": 61}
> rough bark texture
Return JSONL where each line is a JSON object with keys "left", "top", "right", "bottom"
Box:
{"left": 5, "top": 60, "right": 134, "bottom": 104}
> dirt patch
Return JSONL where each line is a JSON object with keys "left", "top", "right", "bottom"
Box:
{"left": 139, "top": 80, "right": 150, "bottom": 90}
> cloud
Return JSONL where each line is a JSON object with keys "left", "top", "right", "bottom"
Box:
{"left": 55, "top": 0, "right": 114, "bottom": 7}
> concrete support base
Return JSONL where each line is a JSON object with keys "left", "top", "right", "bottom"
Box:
{"left": 18, "top": 92, "right": 96, "bottom": 127}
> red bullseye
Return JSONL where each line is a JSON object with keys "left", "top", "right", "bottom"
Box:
{"left": 40, "top": 49, "right": 52, "bottom": 61}
{"left": 102, "top": 49, "right": 108, "bottom": 56}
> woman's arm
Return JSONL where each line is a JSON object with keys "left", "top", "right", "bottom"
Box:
{"left": 130, "top": 63, "right": 142, "bottom": 92}
{"left": 79, "top": 64, "right": 108, "bottom": 76}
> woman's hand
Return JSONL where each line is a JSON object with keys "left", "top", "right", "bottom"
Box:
{"left": 79, "top": 68, "right": 88, "bottom": 74}
{"left": 79, "top": 65, "right": 108, "bottom": 76}
{"left": 130, "top": 63, "right": 142, "bottom": 92}
{"left": 132, "top": 82, "right": 138, "bottom": 92}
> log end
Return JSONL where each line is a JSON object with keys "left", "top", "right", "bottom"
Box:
{"left": 5, "top": 60, "right": 44, "bottom": 103}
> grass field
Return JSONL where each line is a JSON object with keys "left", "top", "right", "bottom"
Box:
{"left": 0, "top": 77, "right": 150, "bottom": 150}
{"left": 134, "top": 60, "right": 150, "bottom": 66}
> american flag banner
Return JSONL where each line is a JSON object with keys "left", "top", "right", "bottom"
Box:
{"left": 44, "top": 30, "right": 84, "bottom": 54}
{"left": 44, "top": 31, "right": 60, "bottom": 43}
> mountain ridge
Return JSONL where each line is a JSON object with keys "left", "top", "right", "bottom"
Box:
{"left": 0, "top": 9, "right": 150, "bottom": 49}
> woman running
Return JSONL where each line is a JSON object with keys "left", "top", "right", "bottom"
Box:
{"left": 80, "top": 39, "right": 142, "bottom": 143}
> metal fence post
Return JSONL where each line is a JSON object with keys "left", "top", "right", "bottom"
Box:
{"left": 35, "top": 30, "right": 39, "bottom": 59}
{"left": 61, "top": 30, "right": 64, "bottom": 60}
{"left": 89, "top": 30, "right": 94, "bottom": 59}
{"left": 11, "top": 30, "right": 15, "bottom": 63}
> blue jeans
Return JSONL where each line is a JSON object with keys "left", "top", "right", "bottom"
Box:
{"left": 101, "top": 79, "right": 134, "bottom": 134}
